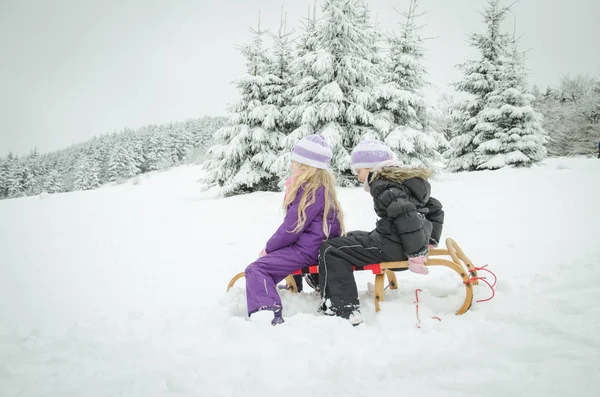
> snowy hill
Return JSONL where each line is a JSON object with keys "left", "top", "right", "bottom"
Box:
{"left": 1, "top": 158, "right": 599, "bottom": 397}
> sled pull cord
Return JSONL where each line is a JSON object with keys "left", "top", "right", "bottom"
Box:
{"left": 414, "top": 288, "right": 442, "bottom": 328}
{"left": 465, "top": 264, "right": 497, "bottom": 303}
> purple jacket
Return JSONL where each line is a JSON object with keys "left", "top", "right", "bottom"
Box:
{"left": 265, "top": 185, "right": 341, "bottom": 262}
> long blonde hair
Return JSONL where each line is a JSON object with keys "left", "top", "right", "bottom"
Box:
{"left": 282, "top": 166, "right": 345, "bottom": 237}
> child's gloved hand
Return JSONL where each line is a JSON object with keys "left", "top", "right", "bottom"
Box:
{"left": 428, "top": 239, "right": 438, "bottom": 250}
{"left": 258, "top": 249, "right": 267, "bottom": 258}
{"left": 408, "top": 255, "right": 429, "bottom": 275}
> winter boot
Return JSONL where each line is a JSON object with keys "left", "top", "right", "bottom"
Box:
{"left": 316, "top": 299, "right": 336, "bottom": 316}
{"left": 305, "top": 274, "right": 320, "bottom": 292}
{"left": 347, "top": 310, "right": 363, "bottom": 327}
{"left": 251, "top": 304, "right": 285, "bottom": 325}
{"left": 261, "top": 304, "right": 284, "bottom": 326}
{"left": 270, "top": 305, "right": 284, "bottom": 326}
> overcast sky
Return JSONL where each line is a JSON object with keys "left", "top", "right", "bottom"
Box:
{"left": 1, "top": 0, "right": 598, "bottom": 155}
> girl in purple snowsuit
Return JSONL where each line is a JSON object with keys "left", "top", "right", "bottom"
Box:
{"left": 245, "top": 135, "right": 345, "bottom": 325}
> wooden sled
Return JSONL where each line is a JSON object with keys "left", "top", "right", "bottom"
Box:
{"left": 226, "top": 237, "right": 479, "bottom": 315}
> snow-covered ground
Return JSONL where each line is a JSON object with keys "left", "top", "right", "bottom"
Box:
{"left": 1, "top": 157, "right": 599, "bottom": 397}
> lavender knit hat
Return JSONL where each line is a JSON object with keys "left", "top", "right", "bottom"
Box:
{"left": 350, "top": 139, "right": 394, "bottom": 169}
{"left": 290, "top": 134, "right": 333, "bottom": 169}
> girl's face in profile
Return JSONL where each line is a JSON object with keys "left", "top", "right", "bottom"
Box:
{"left": 355, "top": 168, "right": 370, "bottom": 183}
{"left": 291, "top": 161, "right": 304, "bottom": 174}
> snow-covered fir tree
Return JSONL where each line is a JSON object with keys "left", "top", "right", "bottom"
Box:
{"left": 1, "top": 116, "right": 224, "bottom": 201}
{"left": 537, "top": 74, "right": 600, "bottom": 156}
{"left": 201, "top": 20, "right": 284, "bottom": 196}
{"left": 264, "top": 11, "right": 297, "bottom": 185}
{"left": 43, "top": 168, "right": 63, "bottom": 194}
{"left": 6, "top": 155, "right": 25, "bottom": 198}
{"left": 165, "top": 126, "right": 194, "bottom": 164}
{"left": 445, "top": 0, "right": 512, "bottom": 172}
{"left": 107, "top": 144, "right": 139, "bottom": 182}
{"left": 184, "top": 117, "right": 227, "bottom": 164}
{"left": 281, "top": 0, "right": 382, "bottom": 185}
{"left": 23, "top": 148, "right": 45, "bottom": 195}
{"left": 128, "top": 132, "right": 146, "bottom": 171}
{"left": 473, "top": 36, "right": 548, "bottom": 169}
{"left": 531, "top": 85, "right": 542, "bottom": 102}
{"left": 578, "top": 75, "right": 600, "bottom": 124}
{"left": 267, "top": 10, "right": 295, "bottom": 132}
{"left": 92, "top": 137, "right": 112, "bottom": 183}
{"left": 73, "top": 155, "right": 100, "bottom": 191}
{"left": 371, "top": 0, "right": 447, "bottom": 169}
{"left": 141, "top": 127, "right": 164, "bottom": 172}
{"left": 431, "top": 93, "right": 460, "bottom": 142}
{"left": 0, "top": 156, "right": 10, "bottom": 198}
{"left": 273, "top": 4, "right": 320, "bottom": 179}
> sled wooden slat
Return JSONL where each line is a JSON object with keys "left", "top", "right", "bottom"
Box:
{"left": 226, "top": 238, "right": 477, "bottom": 316}
{"left": 226, "top": 272, "right": 246, "bottom": 292}
{"left": 374, "top": 256, "right": 473, "bottom": 315}
{"left": 446, "top": 237, "right": 479, "bottom": 285}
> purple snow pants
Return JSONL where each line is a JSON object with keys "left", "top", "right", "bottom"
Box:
{"left": 245, "top": 246, "right": 314, "bottom": 316}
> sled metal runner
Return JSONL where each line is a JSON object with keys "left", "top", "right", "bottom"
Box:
{"left": 226, "top": 238, "right": 480, "bottom": 315}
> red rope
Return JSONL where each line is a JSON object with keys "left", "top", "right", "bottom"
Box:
{"left": 414, "top": 265, "right": 497, "bottom": 327}
{"left": 471, "top": 264, "right": 497, "bottom": 288}
{"left": 414, "top": 289, "right": 422, "bottom": 327}
{"left": 465, "top": 264, "right": 497, "bottom": 303}
{"left": 471, "top": 276, "right": 496, "bottom": 303}
{"left": 414, "top": 289, "right": 442, "bottom": 328}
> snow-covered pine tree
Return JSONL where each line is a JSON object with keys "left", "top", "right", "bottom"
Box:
{"left": 431, "top": 93, "right": 460, "bottom": 143}
{"left": 445, "top": 0, "right": 512, "bottom": 172}
{"left": 371, "top": 0, "right": 447, "bottom": 169}
{"left": 261, "top": 11, "right": 296, "bottom": 185}
{"left": 168, "top": 126, "right": 194, "bottom": 163}
{"left": 531, "top": 85, "right": 541, "bottom": 103}
{"left": 184, "top": 117, "right": 227, "bottom": 164}
{"left": 43, "top": 168, "right": 63, "bottom": 193}
{"left": 0, "top": 156, "right": 9, "bottom": 198}
{"left": 127, "top": 131, "right": 145, "bottom": 171}
{"left": 20, "top": 148, "right": 45, "bottom": 195}
{"left": 580, "top": 75, "right": 600, "bottom": 125}
{"left": 140, "top": 125, "right": 172, "bottom": 171}
{"left": 281, "top": 0, "right": 382, "bottom": 186}
{"left": 267, "top": 8, "right": 295, "bottom": 131}
{"left": 91, "top": 136, "right": 112, "bottom": 184}
{"left": 273, "top": 4, "right": 320, "bottom": 179}
{"left": 141, "top": 126, "right": 162, "bottom": 172}
{"left": 187, "top": 117, "right": 213, "bottom": 149}
{"left": 22, "top": 168, "right": 37, "bottom": 196}
{"left": 201, "top": 17, "right": 284, "bottom": 196}
{"left": 73, "top": 155, "right": 100, "bottom": 191}
{"left": 538, "top": 74, "right": 600, "bottom": 156}
{"left": 358, "top": 0, "right": 385, "bottom": 70}
{"left": 161, "top": 124, "right": 178, "bottom": 165}
{"left": 58, "top": 148, "right": 80, "bottom": 191}
{"left": 473, "top": 34, "right": 548, "bottom": 169}
{"left": 6, "top": 154, "right": 25, "bottom": 198}
{"left": 107, "top": 143, "right": 138, "bottom": 182}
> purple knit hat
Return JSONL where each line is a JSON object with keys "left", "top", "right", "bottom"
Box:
{"left": 290, "top": 134, "right": 333, "bottom": 169}
{"left": 351, "top": 139, "right": 394, "bottom": 169}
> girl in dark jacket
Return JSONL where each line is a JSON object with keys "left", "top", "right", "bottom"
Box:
{"left": 317, "top": 139, "right": 444, "bottom": 325}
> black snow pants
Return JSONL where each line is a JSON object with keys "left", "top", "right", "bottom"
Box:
{"left": 317, "top": 231, "right": 394, "bottom": 319}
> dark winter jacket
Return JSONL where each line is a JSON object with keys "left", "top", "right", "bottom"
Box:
{"left": 367, "top": 166, "right": 444, "bottom": 259}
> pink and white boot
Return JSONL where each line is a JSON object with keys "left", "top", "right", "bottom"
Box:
{"left": 408, "top": 256, "right": 429, "bottom": 275}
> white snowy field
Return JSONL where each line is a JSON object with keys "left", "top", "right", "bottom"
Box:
{"left": 1, "top": 157, "right": 599, "bottom": 397}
